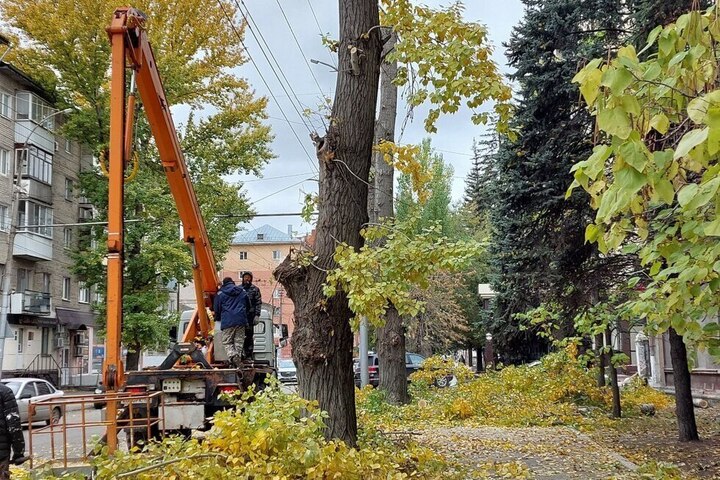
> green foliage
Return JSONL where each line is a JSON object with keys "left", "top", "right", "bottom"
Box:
{"left": 487, "top": 0, "right": 633, "bottom": 363}
{"left": 324, "top": 216, "right": 482, "bottom": 326}
{"left": 569, "top": 5, "right": 720, "bottom": 353}
{"left": 381, "top": 0, "right": 513, "bottom": 134}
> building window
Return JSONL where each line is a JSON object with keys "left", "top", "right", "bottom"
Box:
{"left": 41, "top": 273, "right": 51, "bottom": 293}
{"left": 78, "top": 282, "right": 90, "bottom": 304}
{"left": 239, "top": 251, "right": 248, "bottom": 260}
{"left": 16, "top": 146, "right": 53, "bottom": 184}
{"left": 64, "top": 178, "right": 73, "bottom": 200}
{"left": 256, "top": 233, "right": 264, "bottom": 240}
{"left": 16, "top": 328, "right": 24, "bottom": 353}
{"left": 0, "top": 148, "right": 8, "bottom": 175}
{"left": 0, "top": 205, "right": 8, "bottom": 232}
{"left": 63, "top": 228, "right": 73, "bottom": 248}
{"left": 17, "top": 268, "right": 30, "bottom": 292}
{"left": 28, "top": 331, "right": 34, "bottom": 341}
{"left": 272, "top": 250, "right": 282, "bottom": 261}
{"left": 273, "top": 288, "right": 282, "bottom": 299}
{"left": 16, "top": 92, "right": 56, "bottom": 129}
{"left": 0, "top": 92, "right": 10, "bottom": 118}
{"left": 62, "top": 277, "right": 71, "bottom": 301}
{"left": 18, "top": 200, "right": 53, "bottom": 237}
{"left": 65, "top": 138, "right": 72, "bottom": 154}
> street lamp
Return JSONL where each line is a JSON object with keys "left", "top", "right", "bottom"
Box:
{"left": 484, "top": 332, "right": 494, "bottom": 372}
{"left": 0, "top": 107, "right": 74, "bottom": 377}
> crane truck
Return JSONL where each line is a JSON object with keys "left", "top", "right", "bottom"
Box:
{"left": 102, "top": 7, "right": 285, "bottom": 449}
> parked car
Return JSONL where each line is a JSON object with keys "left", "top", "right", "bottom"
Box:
{"left": 0, "top": 378, "right": 64, "bottom": 425}
{"left": 354, "top": 352, "right": 428, "bottom": 387}
{"left": 277, "top": 358, "right": 297, "bottom": 384}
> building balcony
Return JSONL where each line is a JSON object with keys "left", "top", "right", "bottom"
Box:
{"left": 13, "top": 231, "right": 53, "bottom": 261}
{"left": 19, "top": 178, "right": 53, "bottom": 204}
{"left": 10, "top": 289, "right": 51, "bottom": 315}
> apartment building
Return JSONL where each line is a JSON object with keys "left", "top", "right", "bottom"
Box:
{"left": 0, "top": 58, "right": 96, "bottom": 387}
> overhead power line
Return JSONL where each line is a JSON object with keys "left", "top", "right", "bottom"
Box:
{"left": 216, "top": 0, "right": 318, "bottom": 175}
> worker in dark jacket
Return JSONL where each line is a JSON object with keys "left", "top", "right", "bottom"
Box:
{"left": 0, "top": 382, "right": 25, "bottom": 479}
{"left": 213, "top": 277, "right": 252, "bottom": 368}
{"left": 241, "top": 271, "right": 262, "bottom": 359}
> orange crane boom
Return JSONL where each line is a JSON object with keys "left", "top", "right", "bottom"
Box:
{"left": 104, "top": 6, "right": 219, "bottom": 450}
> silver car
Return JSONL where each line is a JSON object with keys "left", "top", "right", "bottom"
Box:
{"left": 277, "top": 358, "right": 297, "bottom": 384}
{"left": 1, "top": 378, "right": 64, "bottom": 425}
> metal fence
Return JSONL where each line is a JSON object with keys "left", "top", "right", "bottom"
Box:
{"left": 28, "top": 391, "right": 165, "bottom": 473}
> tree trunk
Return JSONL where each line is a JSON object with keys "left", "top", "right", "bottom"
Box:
{"left": 274, "top": 0, "right": 381, "bottom": 447}
{"left": 377, "top": 307, "right": 407, "bottom": 404}
{"left": 371, "top": 30, "right": 406, "bottom": 405}
{"left": 595, "top": 333, "right": 606, "bottom": 387}
{"left": 476, "top": 346, "right": 483, "bottom": 373}
{"left": 605, "top": 329, "right": 621, "bottom": 418}
{"left": 668, "top": 327, "right": 699, "bottom": 441}
{"left": 125, "top": 344, "right": 140, "bottom": 371}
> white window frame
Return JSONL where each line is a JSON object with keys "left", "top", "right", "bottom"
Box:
{"left": 18, "top": 200, "right": 53, "bottom": 237}
{"left": 272, "top": 250, "right": 282, "bottom": 261}
{"left": 0, "top": 148, "right": 9, "bottom": 176}
{"left": 78, "top": 282, "right": 90, "bottom": 304}
{"left": 0, "top": 91, "right": 11, "bottom": 118}
{"left": 63, "top": 227, "right": 73, "bottom": 249}
{"left": 65, "top": 138, "right": 72, "bottom": 154}
{"left": 64, "top": 177, "right": 73, "bottom": 201}
{"left": 239, "top": 251, "right": 248, "bottom": 260}
{"left": 62, "top": 277, "right": 71, "bottom": 301}
{"left": 0, "top": 205, "right": 8, "bottom": 233}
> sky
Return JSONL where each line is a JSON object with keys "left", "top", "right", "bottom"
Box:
{"left": 224, "top": 0, "right": 526, "bottom": 237}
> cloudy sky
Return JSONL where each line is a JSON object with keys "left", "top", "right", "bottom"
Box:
{"left": 226, "top": 0, "right": 525, "bottom": 237}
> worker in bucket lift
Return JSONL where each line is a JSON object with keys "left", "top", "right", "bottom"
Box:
{"left": 213, "top": 277, "right": 252, "bottom": 368}
{"left": 240, "top": 271, "right": 262, "bottom": 359}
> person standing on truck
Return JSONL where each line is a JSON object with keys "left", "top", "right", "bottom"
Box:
{"left": 213, "top": 277, "right": 252, "bottom": 368}
{"left": 0, "top": 382, "right": 25, "bottom": 478}
{"left": 241, "top": 271, "right": 262, "bottom": 359}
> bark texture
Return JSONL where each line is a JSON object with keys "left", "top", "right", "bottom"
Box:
{"left": 595, "top": 333, "right": 606, "bottom": 388}
{"left": 274, "top": 0, "right": 381, "bottom": 446}
{"left": 668, "top": 327, "right": 699, "bottom": 442}
{"left": 370, "top": 31, "right": 407, "bottom": 405}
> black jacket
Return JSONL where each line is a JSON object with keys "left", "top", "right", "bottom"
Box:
{"left": 242, "top": 283, "right": 262, "bottom": 319}
{"left": 213, "top": 281, "right": 252, "bottom": 330}
{"left": 0, "top": 383, "right": 24, "bottom": 460}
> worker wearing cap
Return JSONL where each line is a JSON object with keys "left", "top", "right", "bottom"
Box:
{"left": 240, "top": 272, "right": 262, "bottom": 359}
{"left": 213, "top": 277, "right": 252, "bottom": 368}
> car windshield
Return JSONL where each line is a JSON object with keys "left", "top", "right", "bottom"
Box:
{"left": 279, "top": 359, "right": 295, "bottom": 369}
{"left": 1, "top": 381, "right": 21, "bottom": 395}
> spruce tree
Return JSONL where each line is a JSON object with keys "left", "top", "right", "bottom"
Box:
{"left": 489, "top": 0, "right": 630, "bottom": 361}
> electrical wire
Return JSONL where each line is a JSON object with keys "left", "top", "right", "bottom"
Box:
{"left": 215, "top": 0, "right": 318, "bottom": 175}
{"left": 236, "top": 0, "right": 321, "bottom": 134}
{"left": 274, "top": 0, "right": 329, "bottom": 130}
{"left": 306, "top": 0, "right": 337, "bottom": 68}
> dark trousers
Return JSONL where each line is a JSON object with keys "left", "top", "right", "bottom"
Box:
{"left": 243, "top": 323, "right": 254, "bottom": 358}
{"left": 0, "top": 457, "right": 9, "bottom": 480}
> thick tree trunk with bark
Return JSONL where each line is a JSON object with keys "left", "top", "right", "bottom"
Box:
{"left": 370, "top": 30, "right": 407, "bottom": 405}
{"left": 274, "top": 0, "right": 381, "bottom": 447}
{"left": 668, "top": 327, "right": 699, "bottom": 442}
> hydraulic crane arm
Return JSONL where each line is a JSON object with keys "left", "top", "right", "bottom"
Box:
{"left": 104, "top": 7, "right": 219, "bottom": 393}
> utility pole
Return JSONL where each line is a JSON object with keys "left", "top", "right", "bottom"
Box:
{"left": 0, "top": 107, "right": 73, "bottom": 378}
{"left": 359, "top": 317, "right": 369, "bottom": 387}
